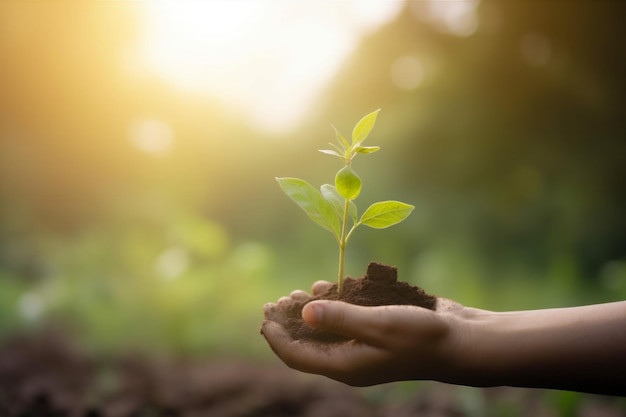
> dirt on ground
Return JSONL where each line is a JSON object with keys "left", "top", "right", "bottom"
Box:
{"left": 0, "top": 331, "right": 379, "bottom": 417}
{"left": 1, "top": 330, "right": 625, "bottom": 417}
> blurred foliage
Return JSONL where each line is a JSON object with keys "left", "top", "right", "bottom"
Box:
{"left": 0, "top": 0, "right": 625, "bottom": 363}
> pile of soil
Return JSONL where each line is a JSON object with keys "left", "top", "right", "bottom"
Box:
{"left": 272, "top": 262, "right": 437, "bottom": 343}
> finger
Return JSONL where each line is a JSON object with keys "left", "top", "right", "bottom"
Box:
{"left": 304, "top": 301, "right": 446, "bottom": 348}
{"left": 301, "top": 301, "right": 398, "bottom": 347}
{"left": 260, "top": 320, "right": 294, "bottom": 358}
{"left": 311, "top": 280, "right": 333, "bottom": 296}
{"left": 263, "top": 302, "right": 287, "bottom": 322}
{"left": 262, "top": 302, "right": 276, "bottom": 315}
{"left": 277, "top": 296, "right": 292, "bottom": 309}
{"left": 289, "top": 290, "right": 310, "bottom": 301}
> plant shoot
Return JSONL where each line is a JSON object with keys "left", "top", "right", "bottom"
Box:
{"left": 276, "top": 109, "right": 414, "bottom": 294}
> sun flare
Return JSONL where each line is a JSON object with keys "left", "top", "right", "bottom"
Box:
{"left": 135, "top": 1, "right": 403, "bottom": 134}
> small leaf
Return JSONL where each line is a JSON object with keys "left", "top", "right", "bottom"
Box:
{"left": 321, "top": 184, "right": 343, "bottom": 217}
{"left": 359, "top": 200, "right": 414, "bottom": 229}
{"left": 332, "top": 125, "right": 350, "bottom": 150}
{"left": 319, "top": 149, "right": 342, "bottom": 157}
{"left": 335, "top": 166, "right": 362, "bottom": 201}
{"left": 276, "top": 177, "right": 340, "bottom": 238}
{"left": 354, "top": 145, "right": 380, "bottom": 154}
{"left": 321, "top": 184, "right": 357, "bottom": 223}
{"left": 352, "top": 109, "right": 380, "bottom": 145}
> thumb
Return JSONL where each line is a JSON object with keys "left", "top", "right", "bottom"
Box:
{"left": 302, "top": 300, "right": 384, "bottom": 345}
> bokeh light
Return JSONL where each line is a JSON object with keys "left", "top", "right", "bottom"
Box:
{"left": 391, "top": 54, "right": 425, "bottom": 90}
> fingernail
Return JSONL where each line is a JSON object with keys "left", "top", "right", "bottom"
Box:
{"left": 303, "top": 302, "right": 323, "bottom": 327}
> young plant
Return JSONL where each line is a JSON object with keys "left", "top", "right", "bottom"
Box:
{"left": 276, "top": 109, "right": 414, "bottom": 294}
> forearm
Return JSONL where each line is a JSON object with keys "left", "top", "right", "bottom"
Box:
{"left": 455, "top": 301, "right": 626, "bottom": 395}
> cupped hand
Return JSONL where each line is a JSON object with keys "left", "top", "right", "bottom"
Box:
{"left": 262, "top": 281, "right": 469, "bottom": 387}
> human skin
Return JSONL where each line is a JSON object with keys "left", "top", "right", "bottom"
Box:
{"left": 261, "top": 281, "right": 626, "bottom": 396}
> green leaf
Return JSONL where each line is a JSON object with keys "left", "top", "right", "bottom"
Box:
{"left": 359, "top": 200, "right": 414, "bottom": 229}
{"left": 335, "top": 166, "right": 362, "bottom": 201}
{"left": 352, "top": 109, "right": 380, "bottom": 145}
{"left": 319, "top": 149, "right": 342, "bottom": 157}
{"left": 332, "top": 125, "right": 350, "bottom": 150}
{"left": 321, "top": 184, "right": 344, "bottom": 217}
{"left": 354, "top": 145, "right": 380, "bottom": 155}
{"left": 276, "top": 177, "right": 340, "bottom": 238}
{"left": 321, "top": 184, "right": 357, "bottom": 223}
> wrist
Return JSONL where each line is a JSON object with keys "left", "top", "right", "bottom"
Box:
{"left": 437, "top": 307, "right": 503, "bottom": 387}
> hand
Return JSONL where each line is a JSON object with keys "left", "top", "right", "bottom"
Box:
{"left": 263, "top": 285, "right": 626, "bottom": 395}
{"left": 262, "top": 281, "right": 469, "bottom": 387}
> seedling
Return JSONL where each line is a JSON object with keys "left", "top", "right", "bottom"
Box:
{"left": 276, "top": 109, "right": 414, "bottom": 295}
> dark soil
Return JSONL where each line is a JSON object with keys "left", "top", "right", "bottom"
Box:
{"left": 0, "top": 331, "right": 379, "bottom": 417}
{"left": 1, "top": 326, "right": 624, "bottom": 416}
{"left": 276, "top": 262, "right": 437, "bottom": 343}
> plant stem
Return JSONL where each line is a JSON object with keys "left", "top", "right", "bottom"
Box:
{"left": 337, "top": 242, "right": 345, "bottom": 296}
{"left": 337, "top": 198, "right": 350, "bottom": 296}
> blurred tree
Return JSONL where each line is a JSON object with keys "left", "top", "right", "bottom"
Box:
{"left": 315, "top": 1, "right": 626, "bottom": 278}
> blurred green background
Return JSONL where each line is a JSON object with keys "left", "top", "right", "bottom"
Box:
{"left": 0, "top": 0, "right": 624, "bottom": 366}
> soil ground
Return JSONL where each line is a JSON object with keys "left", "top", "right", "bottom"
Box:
{"left": 0, "top": 331, "right": 377, "bottom": 417}
{"left": 1, "top": 331, "right": 625, "bottom": 417}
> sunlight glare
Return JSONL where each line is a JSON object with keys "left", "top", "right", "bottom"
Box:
{"left": 137, "top": 1, "right": 403, "bottom": 134}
